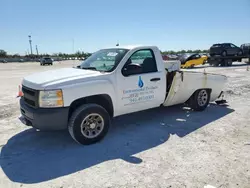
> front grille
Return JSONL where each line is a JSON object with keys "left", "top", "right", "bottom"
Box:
{"left": 22, "top": 85, "right": 39, "bottom": 108}
{"left": 24, "top": 97, "right": 36, "bottom": 106}
{"left": 22, "top": 87, "right": 35, "bottom": 96}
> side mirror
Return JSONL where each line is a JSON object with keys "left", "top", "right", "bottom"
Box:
{"left": 122, "top": 64, "right": 142, "bottom": 76}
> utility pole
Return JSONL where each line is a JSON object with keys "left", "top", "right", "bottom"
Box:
{"left": 36, "top": 45, "right": 39, "bottom": 56}
{"left": 28, "top": 35, "right": 33, "bottom": 55}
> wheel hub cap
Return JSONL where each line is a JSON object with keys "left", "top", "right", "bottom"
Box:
{"left": 90, "top": 123, "right": 96, "bottom": 129}
{"left": 80, "top": 113, "right": 104, "bottom": 139}
{"left": 198, "top": 90, "right": 208, "bottom": 106}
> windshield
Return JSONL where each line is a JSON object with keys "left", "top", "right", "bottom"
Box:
{"left": 80, "top": 48, "right": 129, "bottom": 72}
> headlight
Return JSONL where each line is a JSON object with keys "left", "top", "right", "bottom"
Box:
{"left": 39, "top": 90, "right": 64, "bottom": 108}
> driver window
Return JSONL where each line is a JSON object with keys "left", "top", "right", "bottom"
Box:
{"left": 122, "top": 49, "right": 158, "bottom": 76}
{"left": 190, "top": 55, "right": 196, "bottom": 60}
{"left": 195, "top": 54, "right": 200, "bottom": 59}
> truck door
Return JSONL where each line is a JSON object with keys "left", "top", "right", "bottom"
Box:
{"left": 115, "top": 48, "right": 166, "bottom": 116}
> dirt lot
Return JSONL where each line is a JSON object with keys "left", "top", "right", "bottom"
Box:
{"left": 0, "top": 61, "right": 249, "bottom": 188}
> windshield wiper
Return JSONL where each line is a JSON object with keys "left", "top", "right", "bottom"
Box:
{"left": 81, "top": 67, "right": 97, "bottom": 70}
{"left": 79, "top": 66, "right": 107, "bottom": 73}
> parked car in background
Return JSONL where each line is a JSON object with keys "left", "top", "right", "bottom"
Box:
{"left": 240, "top": 43, "right": 250, "bottom": 56}
{"left": 162, "top": 55, "right": 170, "bottom": 61}
{"left": 0, "top": 59, "right": 7, "bottom": 63}
{"left": 40, "top": 57, "right": 53, "bottom": 66}
{"left": 179, "top": 53, "right": 208, "bottom": 68}
{"left": 168, "top": 54, "right": 178, "bottom": 59}
{"left": 209, "top": 43, "right": 243, "bottom": 57}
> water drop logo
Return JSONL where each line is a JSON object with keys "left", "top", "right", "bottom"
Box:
{"left": 138, "top": 76, "right": 144, "bottom": 88}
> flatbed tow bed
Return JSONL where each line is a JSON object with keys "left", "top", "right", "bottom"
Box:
{"left": 207, "top": 55, "right": 250, "bottom": 67}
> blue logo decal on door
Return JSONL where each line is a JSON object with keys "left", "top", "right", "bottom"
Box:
{"left": 138, "top": 76, "right": 144, "bottom": 88}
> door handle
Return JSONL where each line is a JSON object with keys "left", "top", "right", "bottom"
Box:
{"left": 150, "top": 78, "right": 161, "bottom": 82}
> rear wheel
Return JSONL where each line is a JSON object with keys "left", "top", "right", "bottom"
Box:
{"left": 189, "top": 64, "right": 194, "bottom": 68}
{"left": 188, "top": 89, "right": 210, "bottom": 111}
{"left": 227, "top": 59, "right": 233, "bottom": 66}
{"left": 222, "top": 51, "right": 227, "bottom": 57}
{"left": 68, "top": 104, "right": 111, "bottom": 145}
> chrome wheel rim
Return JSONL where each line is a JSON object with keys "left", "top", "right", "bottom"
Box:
{"left": 198, "top": 90, "right": 208, "bottom": 106}
{"left": 80, "top": 113, "right": 104, "bottom": 138}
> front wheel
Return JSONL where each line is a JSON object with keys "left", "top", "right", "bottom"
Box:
{"left": 68, "top": 104, "right": 110, "bottom": 145}
{"left": 188, "top": 89, "right": 210, "bottom": 111}
{"left": 237, "top": 50, "right": 243, "bottom": 56}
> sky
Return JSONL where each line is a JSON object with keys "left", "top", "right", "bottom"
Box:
{"left": 1, "top": 0, "right": 250, "bottom": 55}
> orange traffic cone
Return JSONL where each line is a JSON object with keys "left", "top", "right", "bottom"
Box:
{"left": 17, "top": 85, "right": 23, "bottom": 97}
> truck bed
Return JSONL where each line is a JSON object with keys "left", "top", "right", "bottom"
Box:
{"left": 163, "top": 70, "right": 227, "bottom": 107}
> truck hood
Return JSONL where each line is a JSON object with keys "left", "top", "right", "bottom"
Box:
{"left": 22, "top": 68, "right": 103, "bottom": 90}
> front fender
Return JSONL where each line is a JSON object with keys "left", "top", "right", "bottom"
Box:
{"left": 62, "top": 80, "right": 116, "bottom": 108}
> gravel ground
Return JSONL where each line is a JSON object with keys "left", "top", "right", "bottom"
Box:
{"left": 0, "top": 61, "right": 249, "bottom": 188}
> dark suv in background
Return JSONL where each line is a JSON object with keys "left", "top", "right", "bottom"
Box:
{"left": 209, "top": 43, "right": 243, "bottom": 57}
{"left": 40, "top": 57, "right": 53, "bottom": 66}
{"left": 240, "top": 43, "right": 250, "bottom": 56}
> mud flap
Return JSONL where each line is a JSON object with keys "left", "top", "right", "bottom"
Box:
{"left": 215, "top": 91, "right": 227, "bottom": 105}
{"left": 215, "top": 99, "right": 227, "bottom": 105}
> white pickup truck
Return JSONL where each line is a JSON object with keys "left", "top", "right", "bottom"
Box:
{"left": 19, "top": 45, "right": 227, "bottom": 145}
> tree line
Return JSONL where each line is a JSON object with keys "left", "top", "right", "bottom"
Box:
{"left": 0, "top": 49, "right": 92, "bottom": 59}
{"left": 0, "top": 49, "right": 209, "bottom": 58}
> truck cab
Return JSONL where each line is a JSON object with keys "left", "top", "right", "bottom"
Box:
{"left": 19, "top": 45, "right": 227, "bottom": 145}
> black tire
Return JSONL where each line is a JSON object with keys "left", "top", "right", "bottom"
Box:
{"left": 221, "top": 60, "right": 228, "bottom": 67}
{"left": 222, "top": 51, "right": 227, "bottom": 57}
{"left": 227, "top": 59, "right": 233, "bottom": 66}
{"left": 68, "top": 104, "right": 111, "bottom": 145}
{"left": 237, "top": 50, "right": 243, "bottom": 56}
{"left": 189, "top": 64, "right": 194, "bottom": 68}
{"left": 188, "top": 89, "right": 210, "bottom": 111}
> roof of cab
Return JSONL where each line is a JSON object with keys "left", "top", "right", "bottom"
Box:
{"left": 104, "top": 45, "right": 157, "bottom": 50}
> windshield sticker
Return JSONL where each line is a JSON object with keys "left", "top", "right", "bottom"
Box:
{"left": 107, "top": 52, "right": 118, "bottom": 57}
